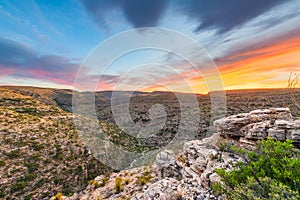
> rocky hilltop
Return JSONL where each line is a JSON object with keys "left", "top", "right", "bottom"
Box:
{"left": 60, "top": 108, "right": 300, "bottom": 200}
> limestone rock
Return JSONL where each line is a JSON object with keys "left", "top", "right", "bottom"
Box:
{"left": 131, "top": 178, "right": 179, "bottom": 200}
{"left": 291, "top": 130, "right": 300, "bottom": 142}
{"left": 155, "top": 150, "right": 182, "bottom": 180}
{"left": 214, "top": 108, "right": 299, "bottom": 144}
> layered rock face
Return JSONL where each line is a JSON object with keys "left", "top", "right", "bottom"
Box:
{"left": 214, "top": 108, "right": 300, "bottom": 147}
{"left": 61, "top": 108, "right": 300, "bottom": 200}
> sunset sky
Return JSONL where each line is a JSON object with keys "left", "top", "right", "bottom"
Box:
{"left": 1, "top": 0, "right": 300, "bottom": 93}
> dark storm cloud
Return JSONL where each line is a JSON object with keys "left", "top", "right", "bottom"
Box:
{"left": 177, "top": 0, "right": 286, "bottom": 32}
{"left": 0, "top": 37, "right": 78, "bottom": 84}
{"left": 79, "top": 0, "right": 169, "bottom": 28}
{"left": 122, "top": 0, "right": 169, "bottom": 27}
{"left": 80, "top": 0, "right": 287, "bottom": 32}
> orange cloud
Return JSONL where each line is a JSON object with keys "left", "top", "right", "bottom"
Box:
{"left": 142, "top": 34, "right": 300, "bottom": 94}
{"left": 217, "top": 34, "right": 300, "bottom": 90}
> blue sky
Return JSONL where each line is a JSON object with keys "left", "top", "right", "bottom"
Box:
{"left": 1, "top": 0, "right": 300, "bottom": 92}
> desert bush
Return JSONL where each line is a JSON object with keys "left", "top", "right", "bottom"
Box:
{"left": 53, "top": 192, "right": 63, "bottom": 200}
{"left": 11, "top": 180, "right": 27, "bottom": 192}
{"left": 24, "top": 162, "right": 39, "bottom": 173}
{"left": 54, "top": 178, "right": 62, "bottom": 185}
{"left": 24, "top": 173, "right": 35, "bottom": 181}
{"left": 115, "top": 177, "right": 122, "bottom": 193}
{"left": 213, "top": 138, "right": 300, "bottom": 199}
{"left": 177, "top": 154, "right": 187, "bottom": 163}
{"left": 0, "top": 187, "right": 4, "bottom": 198}
{"left": 24, "top": 194, "right": 32, "bottom": 200}
{"left": 0, "top": 160, "right": 5, "bottom": 166}
{"left": 100, "top": 177, "right": 107, "bottom": 187}
{"left": 6, "top": 150, "right": 20, "bottom": 159}
{"left": 137, "top": 173, "right": 152, "bottom": 186}
{"left": 88, "top": 180, "right": 99, "bottom": 188}
{"left": 124, "top": 178, "right": 130, "bottom": 185}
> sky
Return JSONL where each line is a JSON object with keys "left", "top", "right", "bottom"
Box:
{"left": 1, "top": 0, "right": 300, "bottom": 93}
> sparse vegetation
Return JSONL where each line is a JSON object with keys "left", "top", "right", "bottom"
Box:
{"left": 0, "top": 87, "right": 111, "bottom": 199}
{"left": 137, "top": 170, "right": 152, "bottom": 186}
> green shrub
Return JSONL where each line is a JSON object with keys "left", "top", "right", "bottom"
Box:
{"left": 36, "top": 179, "right": 44, "bottom": 187}
{"left": 63, "top": 186, "right": 73, "bottom": 197}
{"left": 24, "top": 162, "right": 39, "bottom": 173}
{"left": 136, "top": 170, "right": 152, "bottom": 186}
{"left": 32, "top": 143, "right": 44, "bottom": 150}
{"left": 213, "top": 176, "right": 300, "bottom": 199}
{"left": 6, "top": 150, "right": 20, "bottom": 159}
{"left": 24, "top": 194, "right": 32, "bottom": 200}
{"left": 54, "top": 178, "right": 62, "bottom": 185}
{"left": 88, "top": 180, "right": 99, "bottom": 188}
{"left": 0, "top": 160, "right": 5, "bottom": 166}
{"left": 0, "top": 187, "right": 4, "bottom": 198}
{"left": 100, "top": 177, "right": 107, "bottom": 187}
{"left": 124, "top": 178, "right": 130, "bottom": 185}
{"left": 11, "top": 181, "right": 27, "bottom": 192}
{"left": 137, "top": 175, "right": 152, "bottom": 186}
{"left": 53, "top": 192, "right": 63, "bottom": 200}
{"left": 115, "top": 177, "right": 122, "bottom": 193}
{"left": 214, "top": 138, "right": 300, "bottom": 199}
{"left": 24, "top": 173, "right": 35, "bottom": 181}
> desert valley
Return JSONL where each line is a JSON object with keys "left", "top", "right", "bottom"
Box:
{"left": 1, "top": 86, "right": 300, "bottom": 199}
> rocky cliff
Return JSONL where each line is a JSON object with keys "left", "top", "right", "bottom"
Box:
{"left": 57, "top": 108, "right": 300, "bottom": 200}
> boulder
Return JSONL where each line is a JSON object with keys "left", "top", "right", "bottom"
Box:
{"left": 155, "top": 150, "right": 182, "bottom": 180}
{"left": 131, "top": 178, "right": 179, "bottom": 200}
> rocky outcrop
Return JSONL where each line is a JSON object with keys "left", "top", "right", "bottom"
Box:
{"left": 136, "top": 108, "right": 300, "bottom": 199}
{"left": 155, "top": 150, "right": 182, "bottom": 180}
{"left": 214, "top": 108, "right": 300, "bottom": 147}
{"left": 61, "top": 108, "right": 300, "bottom": 200}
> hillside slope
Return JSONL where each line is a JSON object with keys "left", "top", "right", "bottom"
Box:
{"left": 0, "top": 88, "right": 112, "bottom": 199}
